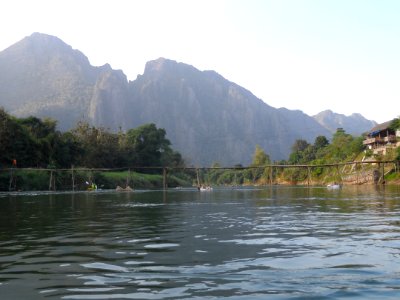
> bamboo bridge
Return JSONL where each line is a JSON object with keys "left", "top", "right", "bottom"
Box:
{"left": 2, "top": 159, "right": 398, "bottom": 192}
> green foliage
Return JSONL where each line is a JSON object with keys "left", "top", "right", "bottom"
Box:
{"left": 396, "top": 147, "right": 400, "bottom": 161}
{"left": 291, "top": 139, "right": 309, "bottom": 153}
{"left": 283, "top": 129, "right": 366, "bottom": 183}
{"left": 251, "top": 145, "right": 270, "bottom": 166}
{"left": 288, "top": 140, "right": 313, "bottom": 164}
{"left": 126, "top": 123, "right": 184, "bottom": 168}
{"left": 0, "top": 108, "right": 40, "bottom": 167}
{"left": 314, "top": 135, "right": 329, "bottom": 150}
{"left": 249, "top": 146, "right": 271, "bottom": 183}
{"left": 0, "top": 109, "right": 184, "bottom": 170}
{"left": 204, "top": 146, "right": 273, "bottom": 186}
{"left": 325, "top": 129, "right": 363, "bottom": 162}
{"left": 287, "top": 139, "right": 330, "bottom": 164}
{"left": 389, "top": 117, "right": 400, "bottom": 130}
{"left": 71, "top": 121, "right": 123, "bottom": 168}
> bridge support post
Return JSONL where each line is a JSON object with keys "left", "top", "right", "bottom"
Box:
{"left": 9, "top": 168, "right": 16, "bottom": 191}
{"left": 270, "top": 166, "right": 273, "bottom": 185}
{"left": 163, "top": 168, "right": 168, "bottom": 190}
{"left": 49, "top": 170, "right": 56, "bottom": 191}
{"left": 71, "top": 166, "right": 75, "bottom": 191}
{"left": 356, "top": 162, "right": 359, "bottom": 184}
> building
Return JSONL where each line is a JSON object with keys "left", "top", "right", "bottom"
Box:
{"left": 363, "top": 121, "right": 400, "bottom": 155}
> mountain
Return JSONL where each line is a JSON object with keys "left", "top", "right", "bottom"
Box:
{"left": 313, "top": 110, "right": 377, "bottom": 136}
{"left": 0, "top": 33, "right": 349, "bottom": 165}
{"left": 126, "top": 58, "right": 331, "bottom": 165}
{"left": 0, "top": 33, "right": 130, "bottom": 129}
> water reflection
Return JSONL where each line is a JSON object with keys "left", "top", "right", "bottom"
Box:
{"left": 0, "top": 185, "right": 400, "bottom": 299}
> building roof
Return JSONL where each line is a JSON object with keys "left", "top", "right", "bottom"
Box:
{"left": 368, "top": 121, "right": 392, "bottom": 134}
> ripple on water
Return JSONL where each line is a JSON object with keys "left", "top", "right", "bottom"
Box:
{"left": 81, "top": 262, "right": 129, "bottom": 272}
{"left": 219, "top": 237, "right": 282, "bottom": 245}
{"left": 143, "top": 243, "right": 180, "bottom": 249}
{"left": 2, "top": 187, "right": 400, "bottom": 299}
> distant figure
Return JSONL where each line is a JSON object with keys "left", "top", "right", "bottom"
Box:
{"left": 116, "top": 185, "right": 134, "bottom": 192}
{"left": 88, "top": 182, "right": 97, "bottom": 191}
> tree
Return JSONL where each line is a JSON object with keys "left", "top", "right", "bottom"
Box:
{"left": 249, "top": 145, "right": 271, "bottom": 183}
{"left": 389, "top": 117, "right": 400, "bottom": 131}
{"left": 314, "top": 136, "right": 329, "bottom": 150}
{"left": 251, "top": 145, "right": 270, "bottom": 166}
{"left": 0, "top": 108, "right": 38, "bottom": 167}
{"left": 70, "top": 121, "right": 121, "bottom": 168}
{"left": 291, "top": 139, "right": 310, "bottom": 153}
{"left": 289, "top": 139, "right": 311, "bottom": 164}
{"left": 126, "top": 123, "right": 174, "bottom": 167}
{"left": 1, "top": 110, "right": 184, "bottom": 169}
{"left": 326, "top": 128, "right": 361, "bottom": 162}
{"left": 53, "top": 132, "right": 83, "bottom": 168}
{"left": 18, "top": 116, "right": 60, "bottom": 167}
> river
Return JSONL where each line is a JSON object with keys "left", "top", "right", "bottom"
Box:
{"left": 1, "top": 185, "right": 400, "bottom": 299}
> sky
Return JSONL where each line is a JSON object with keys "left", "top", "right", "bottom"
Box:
{"left": 1, "top": 0, "right": 399, "bottom": 123}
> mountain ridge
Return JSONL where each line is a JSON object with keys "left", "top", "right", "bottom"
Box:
{"left": 313, "top": 109, "right": 377, "bottom": 136}
{"left": 0, "top": 33, "right": 375, "bottom": 165}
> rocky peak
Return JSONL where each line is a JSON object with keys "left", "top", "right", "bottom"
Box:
{"left": 313, "top": 110, "right": 376, "bottom": 136}
{"left": 143, "top": 57, "right": 201, "bottom": 79}
{"left": 1, "top": 32, "right": 92, "bottom": 70}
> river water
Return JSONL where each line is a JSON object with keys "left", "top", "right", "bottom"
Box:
{"left": 1, "top": 185, "right": 400, "bottom": 299}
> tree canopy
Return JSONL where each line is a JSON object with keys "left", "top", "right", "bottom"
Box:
{"left": 251, "top": 145, "right": 271, "bottom": 166}
{"left": 0, "top": 108, "right": 184, "bottom": 169}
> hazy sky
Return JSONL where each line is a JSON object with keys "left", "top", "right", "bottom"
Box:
{"left": 1, "top": 0, "right": 399, "bottom": 123}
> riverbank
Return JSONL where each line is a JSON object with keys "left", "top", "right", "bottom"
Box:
{"left": 0, "top": 169, "right": 192, "bottom": 192}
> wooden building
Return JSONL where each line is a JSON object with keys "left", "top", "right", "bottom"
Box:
{"left": 363, "top": 121, "right": 399, "bottom": 155}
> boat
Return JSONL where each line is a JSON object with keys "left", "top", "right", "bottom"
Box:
{"left": 327, "top": 183, "right": 341, "bottom": 189}
{"left": 198, "top": 185, "right": 213, "bottom": 192}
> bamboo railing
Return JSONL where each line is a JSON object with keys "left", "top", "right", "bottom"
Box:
{"left": 1, "top": 160, "right": 398, "bottom": 192}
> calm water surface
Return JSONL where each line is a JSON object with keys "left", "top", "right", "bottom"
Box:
{"left": 1, "top": 186, "right": 400, "bottom": 299}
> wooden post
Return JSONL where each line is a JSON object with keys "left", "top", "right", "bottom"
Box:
{"left": 126, "top": 168, "right": 131, "bottom": 188}
{"left": 355, "top": 162, "right": 359, "bottom": 184}
{"left": 9, "top": 168, "right": 16, "bottom": 191}
{"left": 270, "top": 166, "right": 273, "bottom": 185}
{"left": 163, "top": 168, "right": 167, "bottom": 190}
{"left": 196, "top": 168, "right": 200, "bottom": 187}
{"left": 381, "top": 162, "right": 385, "bottom": 184}
{"left": 307, "top": 166, "right": 311, "bottom": 186}
{"left": 234, "top": 170, "right": 237, "bottom": 186}
{"left": 49, "top": 170, "right": 52, "bottom": 191}
{"left": 336, "top": 165, "right": 341, "bottom": 184}
{"left": 49, "top": 170, "right": 55, "bottom": 191}
{"left": 71, "top": 165, "right": 75, "bottom": 192}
